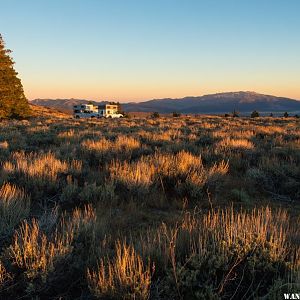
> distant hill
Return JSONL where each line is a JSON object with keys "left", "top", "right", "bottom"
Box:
{"left": 30, "top": 99, "right": 105, "bottom": 114}
{"left": 29, "top": 104, "right": 70, "bottom": 118}
{"left": 31, "top": 92, "right": 300, "bottom": 114}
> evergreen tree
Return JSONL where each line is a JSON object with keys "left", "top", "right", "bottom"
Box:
{"left": 151, "top": 112, "right": 160, "bottom": 118}
{"left": 232, "top": 109, "right": 239, "bottom": 117}
{"left": 0, "top": 34, "right": 31, "bottom": 119}
{"left": 172, "top": 111, "right": 181, "bottom": 117}
{"left": 251, "top": 110, "right": 259, "bottom": 118}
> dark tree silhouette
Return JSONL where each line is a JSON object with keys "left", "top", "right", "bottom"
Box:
{"left": 172, "top": 111, "right": 181, "bottom": 117}
{"left": 251, "top": 110, "right": 259, "bottom": 118}
{"left": 232, "top": 109, "right": 239, "bottom": 117}
{"left": 151, "top": 112, "right": 160, "bottom": 118}
{"left": 0, "top": 34, "right": 30, "bottom": 119}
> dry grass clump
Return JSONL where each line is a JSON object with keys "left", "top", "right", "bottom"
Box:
{"left": 60, "top": 204, "right": 97, "bottom": 239}
{"left": 202, "top": 207, "right": 290, "bottom": 260}
{"left": 217, "top": 137, "right": 254, "bottom": 150}
{"left": 231, "top": 130, "right": 255, "bottom": 139}
{"left": 8, "top": 205, "right": 96, "bottom": 280}
{"left": 0, "top": 261, "right": 12, "bottom": 286}
{"left": 140, "top": 129, "right": 181, "bottom": 143}
{"left": 257, "top": 125, "right": 286, "bottom": 135}
{"left": 2, "top": 152, "right": 82, "bottom": 189}
{"left": 81, "top": 138, "right": 111, "bottom": 152}
{"left": 0, "top": 141, "right": 9, "bottom": 149}
{"left": 87, "top": 241, "right": 152, "bottom": 300}
{"left": 26, "top": 125, "right": 50, "bottom": 133}
{"left": 8, "top": 219, "right": 69, "bottom": 279}
{"left": 110, "top": 157, "right": 155, "bottom": 189}
{"left": 137, "top": 207, "right": 300, "bottom": 298}
{"left": 0, "top": 182, "right": 30, "bottom": 236}
{"left": 115, "top": 135, "right": 141, "bottom": 150}
{"left": 110, "top": 151, "right": 228, "bottom": 198}
{"left": 3, "top": 152, "right": 69, "bottom": 181}
{"left": 57, "top": 129, "right": 75, "bottom": 138}
{"left": 81, "top": 136, "right": 141, "bottom": 158}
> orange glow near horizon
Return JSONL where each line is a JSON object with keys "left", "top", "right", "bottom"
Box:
{"left": 23, "top": 83, "right": 300, "bottom": 102}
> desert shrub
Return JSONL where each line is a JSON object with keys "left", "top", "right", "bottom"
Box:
{"left": 251, "top": 110, "right": 260, "bottom": 118}
{"left": 59, "top": 182, "right": 81, "bottom": 206}
{"left": 114, "top": 135, "right": 141, "bottom": 151}
{"left": 139, "top": 129, "right": 180, "bottom": 149}
{"left": 60, "top": 181, "right": 118, "bottom": 207}
{"left": 2, "top": 152, "right": 82, "bottom": 201}
{"left": 8, "top": 219, "right": 68, "bottom": 280}
{"left": 196, "top": 134, "right": 215, "bottom": 146}
{"left": 26, "top": 131, "right": 58, "bottom": 149}
{"left": 0, "top": 182, "right": 30, "bottom": 237}
{"left": 216, "top": 137, "right": 254, "bottom": 150}
{"left": 109, "top": 151, "right": 228, "bottom": 201}
{"left": 87, "top": 241, "right": 152, "bottom": 300}
{"left": 38, "top": 206, "right": 59, "bottom": 235}
{"left": 81, "top": 138, "right": 112, "bottom": 153}
{"left": 138, "top": 207, "right": 299, "bottom": 299}
{"left": 151, "top": 112, "right": 160, "bottom": 118}
{"left": 57, "top": 129, "right": 76, "bottom": 139}
{"left": 0, "top": 141, "right": 8, "bottom": 149}
{"left": 8, "top": 205, "right": 96, "bottom": 279}
{"left": 255, "top": 156, "right": 300, "bottom": 199}
{"left": 0, "top": 261, "right": 12, "bottom": 288}
{"left": 109, "top": 156, "right": 155, "bottom": 198}
{"left": 79, "top": 182, "right": 118, "bottom": 205}
{"left": 173, "top": 112, "right": 181, "bottom": 117}
{"left": 230, "top": 188, "right": 251, "bottom": 204}
{"left": 3, "top": 151, "right": 69, "bottom": 181}
{"left": 246, "top": 167, "right": 274, "bottom": 191}
{"left": 81, "top": 136, "right": 141, "bottom": 163}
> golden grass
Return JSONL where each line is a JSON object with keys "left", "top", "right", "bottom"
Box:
{"left": 0, "top": 182, "right": 30, "bottom": 235}
{"left": 0, "top": 141, "right": 9, "bottom": 149}
{"left": 87, "top": 241, "right": 152, "bottom": 300}
{"left": 140, "top": 129, "right": 181, "bottom": 142}
{"left": 9, "top": 205, "right": 96, "bottom": 280}
{"left": 9, "top": 219, "right": 58, "bottom": 278}
{"left": 82, "top": 136, "right": 140, "bottom": 153}
{"left": 110, "top": 151, "right": 228, "bottom": 190}
{"left": 1, "top": 114, "right": 300, "bottom": 298}
{"left": 3, "top": 152, "right": 81, "bottom": 182}
{"left": 137, "top": 207, "right": 300, "bottom": 298}
{"left": 217, "top": 137, "right": 255, "bottom": 150}
{"left": 0, "top": 261, "right": 12, "bottom": 286}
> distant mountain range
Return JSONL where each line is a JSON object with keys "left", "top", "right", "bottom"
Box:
{"left": 31, "top": 92, "right": 300, "bottom": 114}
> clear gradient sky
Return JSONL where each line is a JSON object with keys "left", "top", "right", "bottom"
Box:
{"left": 1, "top": 0, "right": 300, "bottom": 101}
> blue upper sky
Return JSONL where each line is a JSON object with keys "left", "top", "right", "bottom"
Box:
{"left": 1, "top": 0, "right": 299, "bottom": 101}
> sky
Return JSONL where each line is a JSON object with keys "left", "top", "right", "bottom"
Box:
{"left": 1, "top": 0, "right": 300, "bottom": 102}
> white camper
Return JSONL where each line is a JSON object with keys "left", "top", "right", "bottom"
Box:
{"left": 73, "top": 104, "right": 99, "bottom": 119}
{"left": 98, "top": 104, "right": 123, "bottom": 118}
{"left": 73, "top": 103, "right": 124, "bottom": 119}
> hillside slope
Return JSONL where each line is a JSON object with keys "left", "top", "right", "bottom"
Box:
{"left": 29, "top": 104, "right": 70, "bottom": 118}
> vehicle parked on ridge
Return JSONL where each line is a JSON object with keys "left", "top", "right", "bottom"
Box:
{"left": 73, "top": 102, "right": 124, "bottom": 119}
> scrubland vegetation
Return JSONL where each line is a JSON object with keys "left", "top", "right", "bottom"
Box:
{"left": 0, "top": 114, "right": 299, "bottom": 299}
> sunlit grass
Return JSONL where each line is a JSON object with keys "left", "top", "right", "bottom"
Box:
{"left": 0, "top": 114, "right": 299, "bottom": 298}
